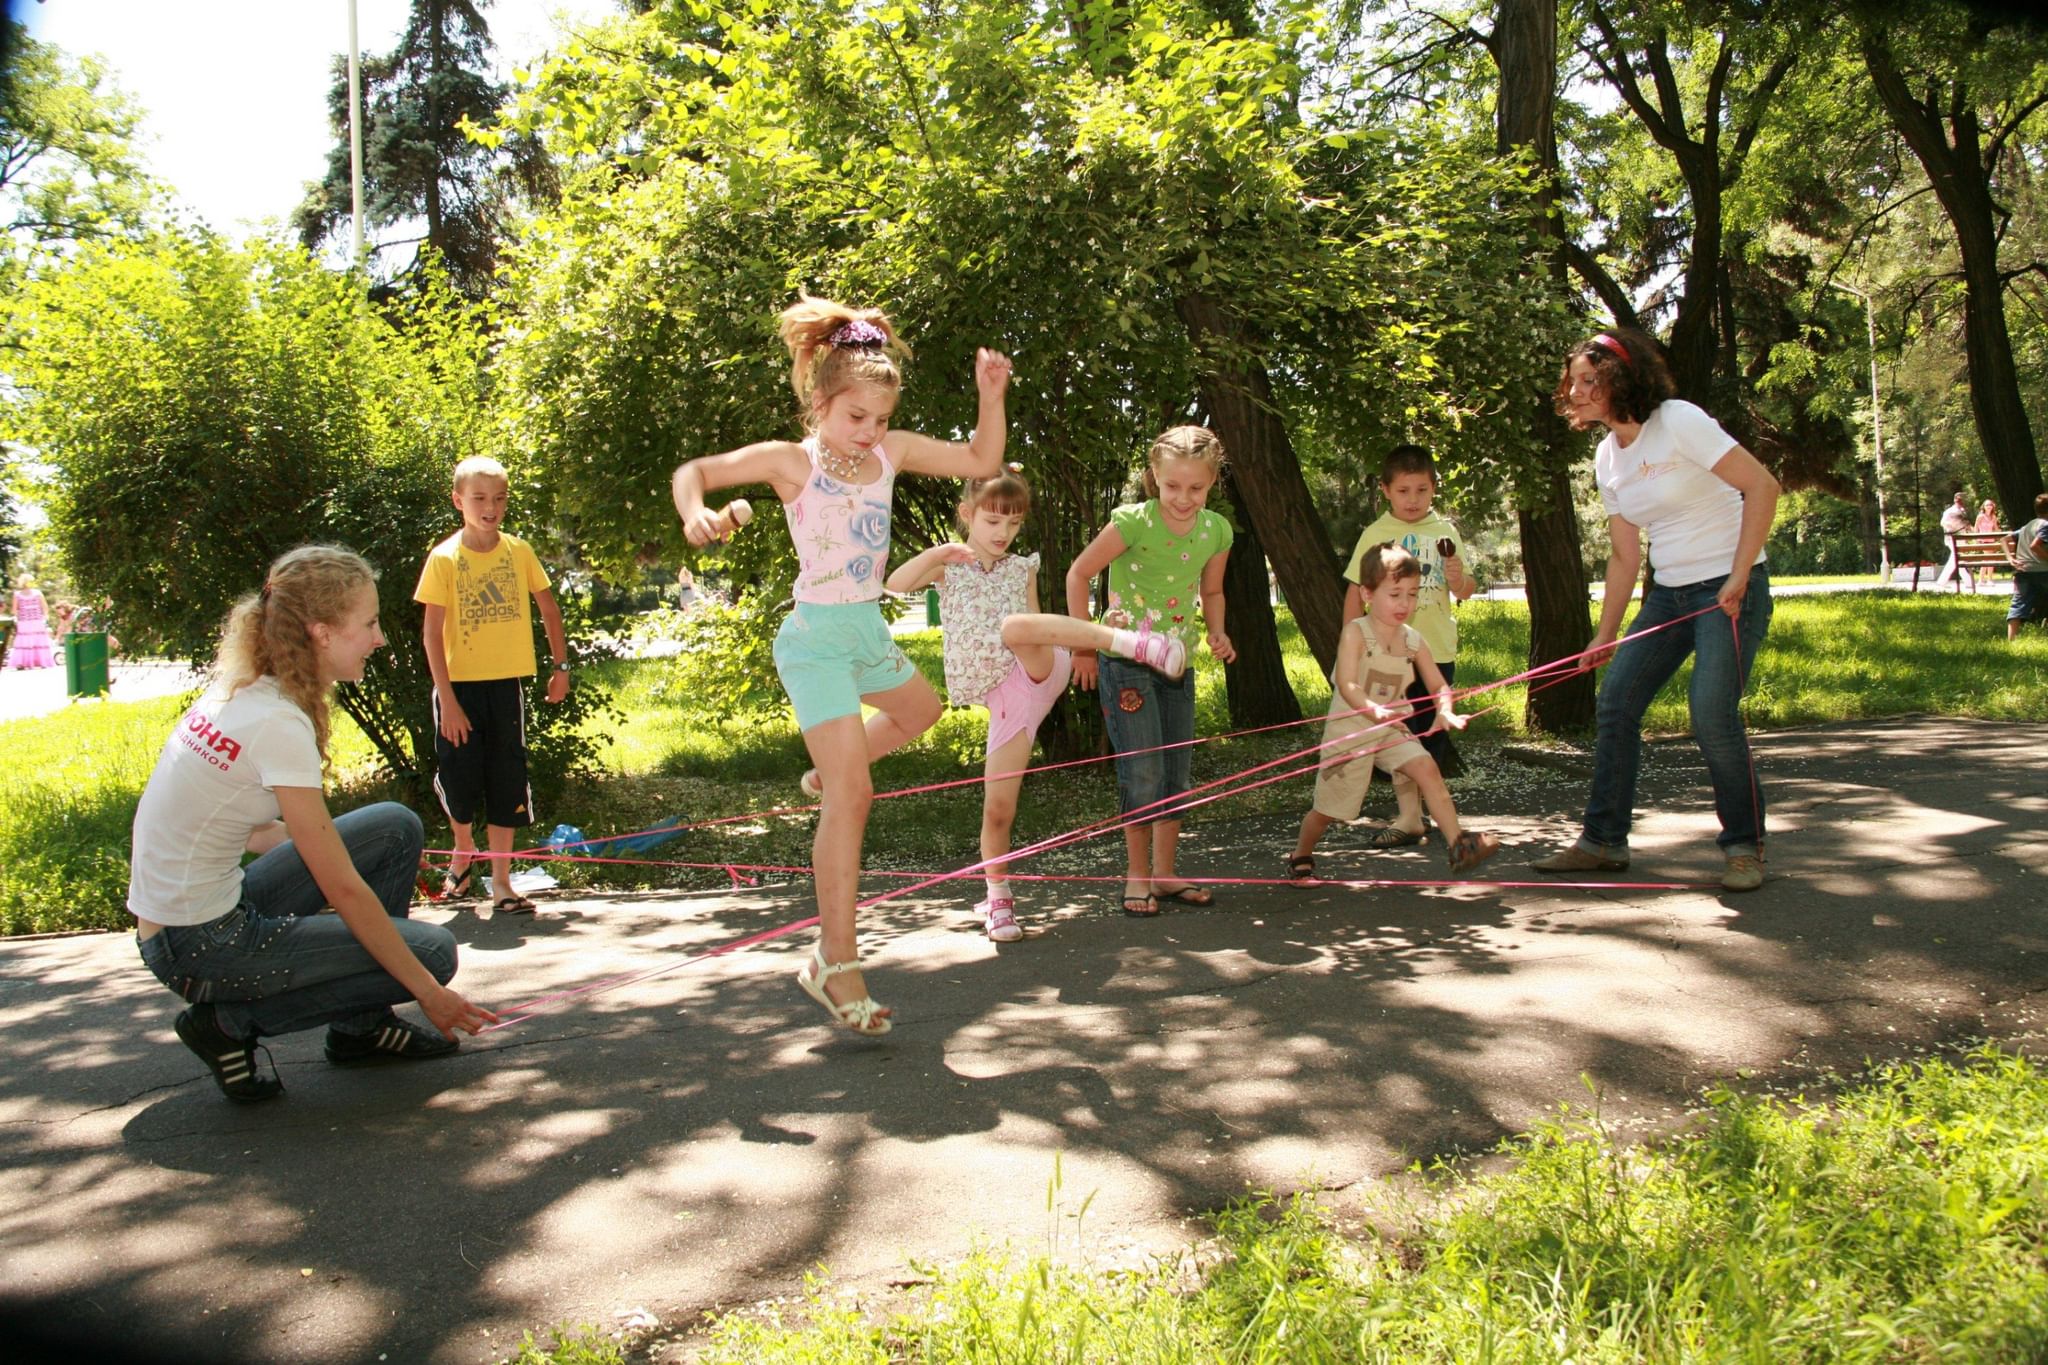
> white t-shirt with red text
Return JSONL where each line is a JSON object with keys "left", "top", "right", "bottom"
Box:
{"left": 127, "top": 677, "right": 325, "bottom": 927}
{"left": 1595, "top": 399, "right": 1759, "bottom": 588}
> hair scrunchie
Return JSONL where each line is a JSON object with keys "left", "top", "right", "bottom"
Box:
{"left": 827, "top": 319, "right": 886, "bottom": 348}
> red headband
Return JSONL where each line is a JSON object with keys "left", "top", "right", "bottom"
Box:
{"left": 1590, "top": 333, "right": 1632, "bottom": 366}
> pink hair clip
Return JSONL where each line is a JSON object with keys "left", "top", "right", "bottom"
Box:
{"left": 827, "top": 319, "right": 886, "bottom": 348}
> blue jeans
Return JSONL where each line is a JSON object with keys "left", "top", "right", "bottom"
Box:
{"left": 137, "top": 802, "right": 455, "bottom": 1040}
{"left": 1581, "top": 565, "right": 1772, "bottom": 855}
{"left": 1098, "top": 655, "right": 1195, "bottom": 822}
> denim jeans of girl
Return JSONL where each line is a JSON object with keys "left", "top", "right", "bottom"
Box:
{"left": 1098, "top": 654, "right": 1195, "bottom": 822}
{"left": 1580, "top": 564, "right": 1771, "bottom": 855}
{"left": 137, "top": 802, "right": 456, "bottom": 1039}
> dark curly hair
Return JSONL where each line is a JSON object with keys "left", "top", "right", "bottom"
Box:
{"left": 1552, "top": 326, "right": 1674, "bottom": 429}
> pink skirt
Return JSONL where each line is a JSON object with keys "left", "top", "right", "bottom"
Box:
{"left": 6, "top": 622, "right": 55, "bottom": 669}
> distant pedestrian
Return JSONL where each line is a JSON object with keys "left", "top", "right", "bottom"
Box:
{"left": 1935, "top": 492, "right": 1975, "bottom": 590}
{"left": 5, "top": 578, "right": 55, "bottom": 670}
{"left": 1976, "top": 499, "right": 2001, "bottom": 583}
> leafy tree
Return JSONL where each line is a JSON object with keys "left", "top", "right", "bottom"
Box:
{"left": 0, "top": 21, "right": 157, "bottom": 275}
{"left": 498, "top": 0, "right": 1569, "bottom": 740}
{"left": 296, "top": 0, "right": 554, "bottom": 297}
{"left": 1, "top": 229, "right": 615, "bottom": 797}
{"left": 1858, "top": 0, "right": 2048, "bottom": 522}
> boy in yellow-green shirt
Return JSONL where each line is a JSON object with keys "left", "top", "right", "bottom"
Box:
{"left": 414, "top": 456, "right": 569, "bottom": 914}
{"left": 1340, "top": 445, "right": 1478, "bottom": 847}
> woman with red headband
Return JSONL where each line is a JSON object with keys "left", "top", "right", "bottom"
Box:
{"left": 1534, "top": 327, "right": 1780, "bottom": 892}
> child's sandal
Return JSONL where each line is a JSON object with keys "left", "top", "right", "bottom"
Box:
{"left": 1447, "top": 831, "right": 1501, "bottom": 874}
{"left": 1129, "top": 621, "right": 1188, "bottom": 680}
{"left": 1286, "top": 854, "right": 1316, "bottom": 886}
{"left": 796, "top": 945, "right": 892, "bottom": 1035}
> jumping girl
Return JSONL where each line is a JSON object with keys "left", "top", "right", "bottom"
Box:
{"left": 886, "top": 467, "right": 1187, "bottom": 942}
{"left": 672, "top": 295, "right": 1012, "bottom": 1034}
{"left": 1067, "top": 426, "right": 1236, "bottom": 918}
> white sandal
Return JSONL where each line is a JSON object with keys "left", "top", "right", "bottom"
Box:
{"left": 795, "top": 945, "right": 892, "bottom": 1035}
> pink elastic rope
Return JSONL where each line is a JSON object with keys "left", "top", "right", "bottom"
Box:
{"left": 475, "top": 603, "right": 1723, "bottom": 1024}
{"left": 444, "top": 603, "right": 1718, "bottom": 873}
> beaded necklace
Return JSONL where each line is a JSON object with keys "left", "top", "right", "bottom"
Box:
{"left": 816, "top": 439, "right": 870, "bottom": 482}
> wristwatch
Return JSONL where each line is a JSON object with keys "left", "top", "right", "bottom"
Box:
{"left": 553, "top": 661, "right": 570, "bottom": 673}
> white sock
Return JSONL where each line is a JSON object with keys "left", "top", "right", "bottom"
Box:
{"left": 987, "top": 880, "right": 1011, "bottom": 900}
{"left": 1109, "top": 628, "right": 1142, "bottom": 658}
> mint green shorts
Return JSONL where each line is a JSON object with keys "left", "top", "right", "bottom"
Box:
{"left": 773, "top": 601, "right": 920, "bottom": 732}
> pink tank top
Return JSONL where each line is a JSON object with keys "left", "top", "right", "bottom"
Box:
{"left": 783, "top": 436, "right": 898, "bottom": 604}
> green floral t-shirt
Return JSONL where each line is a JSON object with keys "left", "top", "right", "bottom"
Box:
{"left": 1105, "top": 501, "right": 1234, "bottom": 654}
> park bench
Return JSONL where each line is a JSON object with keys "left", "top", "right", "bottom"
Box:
{"left": 1948, "top": 529, "right": 2015, "bottom": 588}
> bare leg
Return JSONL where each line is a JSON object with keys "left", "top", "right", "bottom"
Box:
{"left": 1149, "top": 819, "right": 1192, "bottom": 895}
{"left": 799, "top": 714, "right": 884, "bottom": 1016}
{"left": 1388, "top": 772, "right": 1425, "bottom": 834}
{"left": 1121, "top": 825, "right": 1151, "bottom": 906}
{"left": 1293, "top": 810, "right": 1335, "bottom": 861}
{"left": 980, "top": 726, "right": 1033, "bottom": 887}
{"left": 802, "top": 672, "right": 942, "bottom": 791}
{"left": 1003, "top": 613, "right": 1119, "bottom": 658}
{"left": 798, "top": 674, "right": 943, "bottom": 1015}
{"left": 484, "top": 823, "right": 516, "bottom": 901}
{"left": 449, "top": 823, "right": 478, "bottom": 879}
{"left": 1395, "top": 756, "right": 1462, "bottom": 843}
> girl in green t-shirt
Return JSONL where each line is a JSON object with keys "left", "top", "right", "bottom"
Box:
{"left": 1065, "top": 427, "right": 1237, "bottom": 918}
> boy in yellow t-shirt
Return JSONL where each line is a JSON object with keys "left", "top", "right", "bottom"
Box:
{"left": 1340, "top": 445, "right": 1478, "bottom": 848}
{"left": 414, "top": 456, "right": 570, "bottom": 914}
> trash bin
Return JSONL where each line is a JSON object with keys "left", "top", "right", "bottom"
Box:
{"left": 65, "top": 631, "right": 110, "bottom": 698}
{"left": 925, "top": 586, "right": 941, "bottom": 628}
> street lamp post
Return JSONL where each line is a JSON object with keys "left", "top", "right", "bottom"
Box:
{"left": 1831, "top": 280, "right": 1890, "bottom": 580}
{"left": 348, "top": 0, "right": 368, "bottom": 270}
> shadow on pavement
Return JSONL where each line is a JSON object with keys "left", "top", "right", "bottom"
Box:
{"left": 0, "top": 717, "right": 2042, "bottom": 1362}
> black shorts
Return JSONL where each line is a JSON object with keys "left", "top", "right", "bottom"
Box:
{"left": 433, "top": 678, "right": 535, "bottom": 828}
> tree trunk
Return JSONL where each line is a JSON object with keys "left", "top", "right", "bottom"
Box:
{"left": 1863, "top": 33, "right": 2043, "bottom": 520}
{"left": 1175, "top": 290, "right": 1345, "bottom": 681}
{"left": 1218, "top": 464, "right": 1300, "bottom": 728}
{"left": 1495, "top": 0, "right": 1594, "bottom": 730}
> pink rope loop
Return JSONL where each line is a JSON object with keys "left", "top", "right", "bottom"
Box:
{"left": 473, "top": 601, "right": 1727, "bottom": 1027}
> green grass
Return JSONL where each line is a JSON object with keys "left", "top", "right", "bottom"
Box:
{"left": 5, "top": 592, "right": 2043, "bottom": 935}
{"left": 517, "top": 1046, "right": 2048, "bottom": 1362}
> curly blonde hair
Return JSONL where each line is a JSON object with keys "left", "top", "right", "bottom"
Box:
{"left": 1141, "top": 425, "right": 1228, "bottom": 499}
{"left": 778, "top": 293, "right": 911, "bottom": 429}
{"left": 214, "top": 545, "right": 377, "bottom": 760}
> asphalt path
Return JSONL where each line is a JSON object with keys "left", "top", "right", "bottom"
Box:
{"left": 2, "top": 716, "right": 2045, "bottom": 1363}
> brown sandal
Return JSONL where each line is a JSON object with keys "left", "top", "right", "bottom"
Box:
{"left": 1286, "top": 854, "right": 1316, "bottom": 886}
{"left": 1448, "top": 831, "right": 1500, "bottom": 874}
